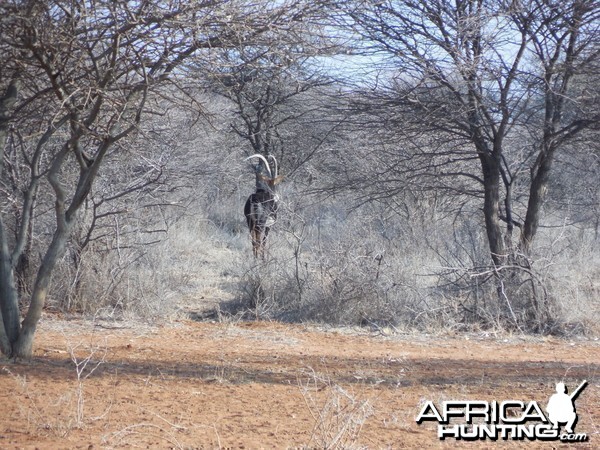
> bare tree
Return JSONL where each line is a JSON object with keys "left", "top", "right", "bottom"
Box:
{"left": 328, "top": 0, "right": 600, "bottom": 329}
{"left": 200, "top": 27, "right": 336, "bottom": 171}
{"left": 0, "top": 0, "right": 314, "bottom": 358}
{"left": 342, "top": 0, "right": 600, "bottom": 262}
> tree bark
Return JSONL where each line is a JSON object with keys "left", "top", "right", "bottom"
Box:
{"left": 479, "top": 152, "right": 506, "bottom": 266}
{"left": 0, "top": 216, "right": 20, "bottom": 344}
{"left": 0, "top": 217, "right": 18, "bottom": 355}
{"left": 521, "top": 145, "right": 556, "bottom": 255}
{"left": 13, "top": 221, "right": 72, "bottom": 357}
{"left": 0, "top": 78, "right": 21, "bottom": 355}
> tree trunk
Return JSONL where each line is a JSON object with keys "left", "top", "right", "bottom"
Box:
{"left": 0, "top": 219, "right": 20, "bottom": 348}
{"left": 0, "top": 221, "right": 18, "bottom": 355}
{"left": 503, "top": 181, "right": 515, "bottom": 252}
{"left": 480, "top": 153, "right": 506, "bottom": 266}
{"left": 0, "top": 78, "right": 21, "bottom": 355}
{"left": 521, "top": 145, "right": 556, "bottom": 255}
{"left": 13, "top": 222, "right": 72, "bottom": 358}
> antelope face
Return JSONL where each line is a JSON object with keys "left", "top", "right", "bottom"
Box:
{"left": 258, "top": 173, "right": 284, "bottom": 199}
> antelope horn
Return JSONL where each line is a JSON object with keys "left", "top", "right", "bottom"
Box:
{"left": 245, "top": 154, "right": 271, "bottom": 177}
{"left": 268, "top": 154, "right": 278, "bottom": 177}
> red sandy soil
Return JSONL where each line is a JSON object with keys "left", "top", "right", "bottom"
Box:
{"left": 0, "top": 316, "right": 598, "bottom": 449}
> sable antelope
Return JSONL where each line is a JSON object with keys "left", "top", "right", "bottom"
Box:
{"left": 244, "top": 154, "right": 283, "bottom": 258}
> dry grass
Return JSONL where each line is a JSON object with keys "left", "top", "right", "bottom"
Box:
{"left": 298, "top": 368, "right": 374, "bottom": 449}
{"left": 35, "top": 161, "right": 599, "bottom": 337}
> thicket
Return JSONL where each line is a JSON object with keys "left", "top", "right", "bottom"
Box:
{"left": 15, "top": 88, "right": 599, "bottom": 335}
{"left": 1, "top": 1, "right": 599, "bottom": 357}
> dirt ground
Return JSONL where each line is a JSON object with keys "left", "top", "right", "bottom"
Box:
{"left": 0, "top": 316, "right": 598, "bottom": 449}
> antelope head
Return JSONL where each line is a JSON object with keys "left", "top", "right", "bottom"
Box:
{"left": 246, "top": 153, "right": 284, "bottom": 196}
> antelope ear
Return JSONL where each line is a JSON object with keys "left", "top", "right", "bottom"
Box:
{"left": 272, "top": 175, "right": 284, "bottom": 185}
